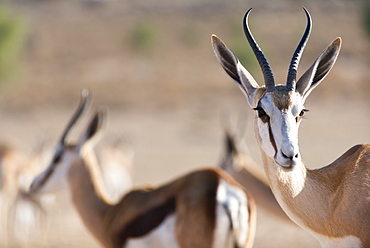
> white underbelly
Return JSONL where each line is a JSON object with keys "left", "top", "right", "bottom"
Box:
{"left": 314, "top": 233, "right": 362, "bottom": 248}
{"left": 125, "top": 214, "right": 179, "bottom": 248}
{"left": 276, "top": 202, "right": 363, "bottom": 248}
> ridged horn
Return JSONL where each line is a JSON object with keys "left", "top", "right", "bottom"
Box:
{"left": 286, "top": 7, "right": 312, "bottom": 91}
{"left": 243, "top": 8, "right": 275, "bottom": 92}
{"left": 60, "top": 89, "right": 91, "bottom": 145}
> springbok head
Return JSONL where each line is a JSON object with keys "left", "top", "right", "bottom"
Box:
{"left": 212, "top": 8, "right": 341, "bottom": 169}
{"left": 30, "top": 90, "right": 106, "bottom": 194}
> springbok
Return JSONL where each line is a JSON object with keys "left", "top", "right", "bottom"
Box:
{"left": 212, "top": 7, "right": 370, "bottom": 248}
{"left": 29, "top": 90, "right": 256, "bottom": 248}
{"left": 0, "top": 143, "right": 47, "bottom": 246}
{"left": 219, "top": 123, "right": 290, "bottom": 223}
{"left": 0, "top": 143, "right": 47, "bottom": 245}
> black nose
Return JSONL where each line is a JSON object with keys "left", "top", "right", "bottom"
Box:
{"left": 282, "top": 151, "right": 299, "bottom": 160}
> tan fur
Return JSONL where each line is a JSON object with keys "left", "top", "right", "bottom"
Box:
{"left": 258, "top": 121, "right": 370, "bottom": 246}
{"left": 211, "top": 10, "right": 366, "bottom": 246}
{"left": 252, "top": 86, "right": 370, "bottom": 245}
{"left": 252, "top": 89, "right": 370, "bottom": 246}
{"left": 67, "top": 149, "right": 256, "bottom": 248}
{"left": 242, "top": 35, "right": 369, "bottom": 244}
{"left": 30, "top": 91, "right": 256, "bottom": 248}
{"left": 251, "top": 71, "right": 369, "bottom": 247}
{"left": 272, "top": 89, "right": 292, "bottom": 110}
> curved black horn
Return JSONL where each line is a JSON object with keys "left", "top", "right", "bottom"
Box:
{"left": 243, "top": 8, "right": 275, "bottom": 92}
{"left": 60, "top": 89, "right": 91, "bottom": 145}
{"left": 286, "top": 7, "right": 312, "bottom": 91}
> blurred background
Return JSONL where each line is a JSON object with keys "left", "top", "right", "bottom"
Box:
{"left": 0, "top": 0, "right": 368, "bottom": 247}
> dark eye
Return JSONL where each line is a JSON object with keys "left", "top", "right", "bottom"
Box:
{"left": 253, "top": 107, "right": 270, "bottom": 122}
{"left": 299, "top": 109, "right": 308, "bottom": 117}
{"left": 296, "top": 109, "right": 309, "bottom": 122}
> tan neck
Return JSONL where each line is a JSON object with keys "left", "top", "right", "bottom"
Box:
{"left": 260, "top": 150, "right": 334, "bottom": 232}
{"left": 67, "top": 150, "right": 113, "bottom": 246}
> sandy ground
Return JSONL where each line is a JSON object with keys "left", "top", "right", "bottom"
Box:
{"left": 0, "top": 92, "right": 368, "bottom": 248}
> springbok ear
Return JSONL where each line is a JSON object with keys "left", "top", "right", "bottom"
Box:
{"left": 211, "top": 34, "right": 259, "bottom": 107}
{"left": 296, "top": 38, "right": 341, "bottom": 100}
{"left": 76, "top": 109, "right": 107, "bottom": 151}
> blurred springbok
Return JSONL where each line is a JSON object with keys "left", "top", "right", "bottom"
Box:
{"left": 212, "top": 7, "right": 370, "bottom": 248}
{"left": 29, "top": 90, "right": 257, "bottom": 248}
{"left": 218, "top": 119, "right": 290, "bottom": 223}
{"left": 0, "top": 143, "right": 48, "bottom": 245}
{"left": 0, "top": 116, "right": 133, "bottom": 246}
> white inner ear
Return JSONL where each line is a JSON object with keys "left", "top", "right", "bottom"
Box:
{"left": 238, "top": 62, "right": 259, "bottom": 89}
{"left": 237, "top": 63, "right": 259, "bottom": 108}
{"left": 297, "top": 60, "right": 320, "bottom": 101}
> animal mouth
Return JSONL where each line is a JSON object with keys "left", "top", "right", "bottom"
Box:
{"left": 274, "top": 156, "right": 296, "bottom": 171}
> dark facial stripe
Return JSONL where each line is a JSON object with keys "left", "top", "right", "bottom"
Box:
{"left": 267, "top": 121, "right": 277, "bottom": 154}
{"left": 255, "top": 100, "right": 277, "bottom": 154}
{"left": 255, "top": 101, "right": 269, "bottom": 124}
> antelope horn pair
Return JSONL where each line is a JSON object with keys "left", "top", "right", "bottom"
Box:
{"left": 59, "top": 89, "right": 91, "bottom": 146}
{"left": 244, "top": 7, "right": 312, "bottom": 92}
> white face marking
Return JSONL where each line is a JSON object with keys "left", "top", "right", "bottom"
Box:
{"left": 29, "top": 146, "right": 74, "bottom": 195}
{"left": 125, "top": 214, "right": 178, "bottom": 248}
{"left": 256, "top": 91, "right": 305, "bottom": 168}
{"left": 257, "top": 119, "right": 276, "bottom": 158}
